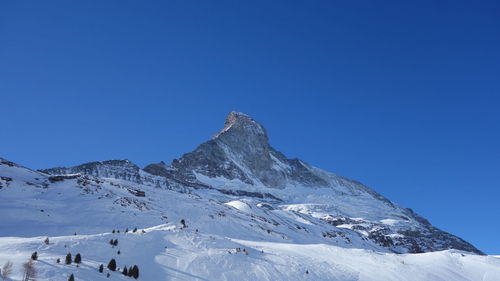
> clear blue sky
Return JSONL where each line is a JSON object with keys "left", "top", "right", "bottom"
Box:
{"left": 1, "top": 1, "right": 499, "bottom": 253}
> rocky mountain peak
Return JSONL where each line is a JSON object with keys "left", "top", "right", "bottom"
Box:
{"left": 212, "top": 111, "right": 268, "bottom": 143}
{"left": 167, "top": 111, "right": 329, "bottom": 189}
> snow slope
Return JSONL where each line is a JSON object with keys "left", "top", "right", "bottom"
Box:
{"left": 0, "top": 112, "right": 493, "bottom": 280}
{"left": 0, "top": 227, "right": 499, "bottom": 281}
{"left": 1, "top": 157, "right": 497, "bottom": 280}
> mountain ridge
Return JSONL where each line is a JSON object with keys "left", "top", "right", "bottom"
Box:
{"left": 2, "top": 112, "right": 495, "bottom": 280}
{"left": 30, "top": 111, "right": 482, "bottom": 255}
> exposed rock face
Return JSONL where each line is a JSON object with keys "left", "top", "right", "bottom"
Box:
{"left": 40, "top": 160, "right": 142, "bottom": 183}
{"left": 40, "top": 160, "right": 179, "bottom": 191}
{"left": 169, "top": 111, "right": 328, "bottom": 188}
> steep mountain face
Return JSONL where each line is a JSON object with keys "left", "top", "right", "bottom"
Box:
{"left": 147, "top": 111, "right": 329, "bottom": 188}
{"left": 0, "top": 111, "right": 483, "bottom": 261}
{"left": 1, "top": 112, "right": 493, "bottom": 280}
{"left": 30, "top": 111, "right": 482, "bottom": 256}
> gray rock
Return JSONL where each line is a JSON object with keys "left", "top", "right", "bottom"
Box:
{"left": 40, "top": 159, "right": 142, "bottom": 183}
{"left": 169, "top": 111, "right": 328, "bottom": 188}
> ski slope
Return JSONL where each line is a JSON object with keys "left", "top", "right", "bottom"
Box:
{"left": 1, "top": 159, "right": 499, "bottom": 280}
{"left": 0, "top": 111, "right": 496, "bottom": 280}
{"left": 1, "top": 225, "right": 499, "bottom": 281}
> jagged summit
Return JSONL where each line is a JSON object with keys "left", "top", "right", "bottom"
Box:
{"left": 165, "top": 111, "right": 328, "bottom": 188}
{"left": 212, "top": 111, "right": 268, "bottom": 142}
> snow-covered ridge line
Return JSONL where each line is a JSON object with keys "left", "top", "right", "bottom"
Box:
{"left": 19, "top": 111, "right": 483, "bottom": 255}
{"left": 0, "top": 111, "right": 489, "bottom": 280}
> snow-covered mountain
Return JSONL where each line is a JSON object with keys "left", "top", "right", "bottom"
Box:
{"left": 1, "top": 111, "right": 498, "bottom": 281}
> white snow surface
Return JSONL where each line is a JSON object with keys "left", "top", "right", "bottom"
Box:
{"left": 0, "top": 159, "right": 498, "bottom": 280}
{"left": 1, "top": 230, "right": 499, "bottom": 281}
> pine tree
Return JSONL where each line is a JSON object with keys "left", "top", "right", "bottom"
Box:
{"left": 109, "top": 239, "right": 114, "bottom": 245}
{"left": 56, "top": 258, "right": 60, "bottom": 263}
{"left": 65, "top": 253, "right": 72, "bottom": 264}
{"left": 180, "top": 219, "right": 186, "bottom": 228}
{"left": 112, "top": 229, "right": 116, "bottom": 233}
{"left": 74, "top": 253, "right": 82, "bottom": 264}
{"left": 114, "top": 239, "right": 118, "bottom": 246}
{"left": 31, "top": 251, "right": 38, "bottom": 260}
{"left": 125, "top": 228, "right": 129, "bottom": 233}
{"left": 133, "top": 227, "right": 137, "bottom": 232}
{"left": 122, "top": 266, "right": 128, "bottom": 275}
{"left": 98, "top": 264, "right": 104, "bottom": 273}
{"left": 107, "top": 259, "right": 116, "bottom": 271}
{"left": 44, "top": 237, "right": 50, "bottom": 245}
{"left": 68, "top": 273, "right": 75, "bottom": 281}
{"left": 117, "top": 250, "right": 121, "bottom": 255}
{"left": 132, "top": 265, "right": 139, "bottom": 279}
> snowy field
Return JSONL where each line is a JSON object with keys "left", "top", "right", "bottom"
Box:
{"left": 1, "top": 225, "right": 500, "bottom": 281}
{"left": 1, "top": 153, "right": 499, "bottom": 280}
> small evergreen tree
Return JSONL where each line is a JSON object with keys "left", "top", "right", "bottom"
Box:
{"left": 68, "top": 273, "right": 75, "bottom": 281}
{"left": 114, "top": 239, "right": 118, "bottom": 246}
{"left": 122, "top": 266, "right": 128, "bottom": 275}
{"left": 180, "top": 219, "right": 186, "bottom": 228}
{"left": 112, "top": 229, "right": 116, "bottom": 233}
{"left": 133, "top": 227, "right": 137, "bottom": 232}
{"left": 31, "top": 251, "right": 38, "bottom": 260}
{"left": 44, "top": 237, "right": 50, "bottom": 245}
{"left": 107, "top": 273, "right": 110, "bottom": 278}
{"left": 107, "top": 259, "right": 116, "bottom": 271}
{"left": 125, "top": 228, "right": 129, "bottom": 233}
{"left": 117, "top": 250, "right": 121, "bottom": 255}
{"left": 128, "top": 267, "right": 133, "bottom": 277}
{"left": 74, "top": 253, "right": 82, "bottom": 264}
{"left": 99, "top": 264, "right": 104, "bottom": 273}
{"left": 132, "top": 265, "right": 139, "bottom": 279}
{"left": 56, "top": 258, "right": 60, "bottom": 263}
{"left": 65, "top": 253, "right": 72, "bottom": 264}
